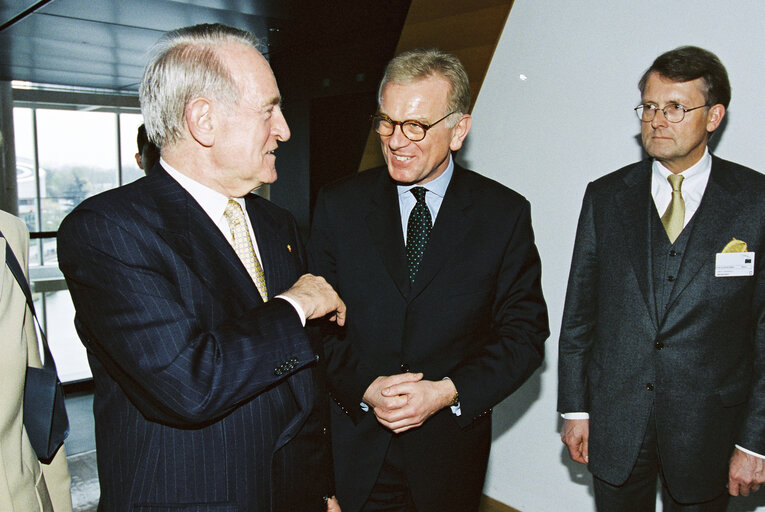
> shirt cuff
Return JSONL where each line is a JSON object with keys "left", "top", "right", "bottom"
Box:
{"left": 736, "top": 445, "right": 765, "bottom": 459}
{"left": 562, "top": 412, "right": 590, "bottom": 420}
{"left": 442, "top": 377, "right": 461, "bottom": 416}
{"left": 274, "top": 295, "right": 306, "bottom": 326}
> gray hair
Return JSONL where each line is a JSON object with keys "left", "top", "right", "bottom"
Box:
{"left": 378, "top": 48, "right": 471, "bottom": 126}
{"left": 139, "top": 23, "right": 261, "bottom": 148}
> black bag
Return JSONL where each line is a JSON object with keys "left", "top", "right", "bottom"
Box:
{"left": 1, "top": 227, "right": 70, "bottom": 463}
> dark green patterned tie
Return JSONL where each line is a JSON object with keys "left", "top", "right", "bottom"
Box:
{"left": 406, "top": 187, "right": 432, "bottom": 282}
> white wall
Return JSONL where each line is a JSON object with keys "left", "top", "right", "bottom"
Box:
{"left": 457, "top": 1, "right": 765, "bottom": 511}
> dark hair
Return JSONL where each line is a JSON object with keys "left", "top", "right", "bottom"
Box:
{"left": 136, "top": 123, "right": 149, "bottom": 153}
{"left": 638, "top": 46, "right": 730, "bottom": 109}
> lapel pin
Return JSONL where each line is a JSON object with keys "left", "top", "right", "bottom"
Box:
{"left": 287, "top": 244, "right": 292, "bottom": 253}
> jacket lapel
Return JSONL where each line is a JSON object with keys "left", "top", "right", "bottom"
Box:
{"left": 408, "top": 165, "right": 471, "bottom": 300}
{"left": 147, "top": 170, "right": 262, "bottom": 311}
{"left": 365, "top": 170, "right": 410, "bottom": 298}
{"left": 614, "top": 160, "right": 659, "bottom": 330}
{"left": 665, "top": 156, "right": 739, "bottom": 309}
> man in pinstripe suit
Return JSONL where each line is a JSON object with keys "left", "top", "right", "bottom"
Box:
{"left": 58, "top": 24, "right": 344, "bottom": 512}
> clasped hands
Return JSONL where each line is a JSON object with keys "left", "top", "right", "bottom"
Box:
{"left": 362, "top": 373, "right": 456, "bottom": 434}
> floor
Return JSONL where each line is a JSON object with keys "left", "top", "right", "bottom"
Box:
{"left": 63, "top": 388, "right": 99, "bottom": 512}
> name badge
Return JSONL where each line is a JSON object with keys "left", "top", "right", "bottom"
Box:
{"left": 715, "top": 252, "right": 755, "bottom": 277}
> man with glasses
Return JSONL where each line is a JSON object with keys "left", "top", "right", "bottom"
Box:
{"left": 559, "top": 46, "right": 765, "bottom": 511}
{"left": 309, "top": 48, "right": 549, "bottom": 512}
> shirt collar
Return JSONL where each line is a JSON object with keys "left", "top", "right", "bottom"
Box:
{"left": 160, "top": 157, "right": 244, "bottom": 223}
{"left": 652, "top": 147, "right": 711, "bottom": 182}
{"left": 396, "top": 154, "right": 454, "bottom": 199}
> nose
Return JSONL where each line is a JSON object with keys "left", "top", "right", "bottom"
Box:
{"left": 273, "top": 107, "right": 291, "bottom": 142}
{"left": 386, "top": 123, "right": 410, "bottom": 150}
{"left": 650, "top": 108, "right": 669, "bottom": 129}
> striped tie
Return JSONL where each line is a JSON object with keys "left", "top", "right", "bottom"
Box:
{"left": 223, "top": 200, "right": 268, "bottom": 301}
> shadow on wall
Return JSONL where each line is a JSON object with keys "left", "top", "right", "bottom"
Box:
{"left": 490, "top": 360, "right": 545, "bottom": 442}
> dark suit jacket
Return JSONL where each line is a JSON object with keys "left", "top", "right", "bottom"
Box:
{"left": 309, "top": 164, "right": 549, "bottom": 512}
{"left": 558, "top": 156, "right": 765, "bottom": 503}
{"left": 58, "top": 166, "right": 331, "bottom": 512}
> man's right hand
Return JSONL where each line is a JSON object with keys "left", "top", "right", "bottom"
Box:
{"left": 561, "top": 418, "right": 589, "bottom": 464}
{"left": 281, "top": 274, "right": 346, "bottom": 325}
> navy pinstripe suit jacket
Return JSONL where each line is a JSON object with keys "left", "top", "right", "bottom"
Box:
{"left": 58, "top": 166, "right": 331, "bottom": 512}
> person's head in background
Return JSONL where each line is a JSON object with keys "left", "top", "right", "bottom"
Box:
{"left": 135, "top": 123, "right": 160, "bottom": 173}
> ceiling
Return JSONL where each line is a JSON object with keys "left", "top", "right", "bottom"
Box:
{"left": 0, "top": 0, "right": 411, "bottom": 93}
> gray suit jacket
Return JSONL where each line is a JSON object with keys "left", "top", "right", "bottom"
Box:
{"left": 558, "top": 156, "right": 765, "bottom": 503}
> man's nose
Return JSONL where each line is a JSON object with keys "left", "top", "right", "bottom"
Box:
{"left": 386, "top": 124, "right": 410, "bottom": 149}
{"left": 650, "top": 108, "right": 669, "bottom": 128}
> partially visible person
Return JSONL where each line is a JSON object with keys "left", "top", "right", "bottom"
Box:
{"left": 0, "top": 208, "right": 72, "bottom": 512}
{"left": 559, "top": 46, "right": 765, "bottom": 511}
{"left": 58, "top": 23, "right": 343, "bottom": 511}
{"left": 134, "top": 123, "right": 160, "bottom": 173}
{"left": 309, "top": 48, "right": 548, "bottom": 512}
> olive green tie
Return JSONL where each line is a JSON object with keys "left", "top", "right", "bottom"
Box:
{"left": 661, "top": 174, "right": 685, "bottom": 243}
{"left": 223, "top": 200, "right": 268, "bottom": 301}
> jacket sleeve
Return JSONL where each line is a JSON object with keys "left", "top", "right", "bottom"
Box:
{"left": 447, "top": 198, "right": 549, "bottom": 427}
{"left": 557, "top": 184, "right": 599, "bottom": 414}
{"left": 57, "top": 206, "right": 315, "bottom": 428}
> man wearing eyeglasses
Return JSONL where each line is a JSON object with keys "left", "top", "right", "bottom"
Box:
{"left": 308, "top": 48, "right": 549, "bottom": 512}
{"left": 558, "top": 46, "right": 765, "bottom": 511}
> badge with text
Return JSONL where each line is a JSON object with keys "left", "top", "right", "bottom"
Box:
{"left": 715, "top": 252, "right": 755, "bottom": 277}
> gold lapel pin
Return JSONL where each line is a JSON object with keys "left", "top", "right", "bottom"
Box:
{"left": 287, "top": 244, "right": 292, "bottom": 253}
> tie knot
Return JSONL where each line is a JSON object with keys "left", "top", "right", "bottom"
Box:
{"left": 223, "top": 199, "right": 245, "bottom": 226}
{"left": 667, "top": 173, "right": 684, "bottom": 192}
{"left": 411, "top": 187, "right": 427, "bottom": 203}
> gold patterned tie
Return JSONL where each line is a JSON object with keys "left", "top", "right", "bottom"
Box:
{"left": 223, "top": 200, "right": 268, "bottom": 301}
{"left": 661, "top": 174, "right": 685, "bottom": 243}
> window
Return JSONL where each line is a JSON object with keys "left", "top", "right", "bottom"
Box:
{"left": 14, "top": 95, "right": 143, "bottom": 382}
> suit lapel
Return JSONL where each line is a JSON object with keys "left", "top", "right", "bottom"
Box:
{"left": 615, "top": 161, "right": 659, "bottom": 330}
{"left": 408, "top": 165, "right": 471, "bottom": 300}
{"left": 147, "top": 170, "right": 263, "bottom": 311}
{"left": 365, "top": 171, "right": 410, "bottom": 297}
{"left": 245, "top": 194, "right": 287, "bottom": 296}
{"left": 665, "top": 157, "right": 739, "bottom": 310}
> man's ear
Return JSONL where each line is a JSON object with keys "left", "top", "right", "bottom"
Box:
{"left": 186, "top": 97, "right": 215, "bottom": 147}
{"left": 706, "top": 104, "right": 726, "bottom": 134}
{"left": 449, "top": 114, "right": 472, "bottom": 151}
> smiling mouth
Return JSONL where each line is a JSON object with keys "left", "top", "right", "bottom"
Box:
{"left": 393, "top": 155, "right": 412, "bottom": 162}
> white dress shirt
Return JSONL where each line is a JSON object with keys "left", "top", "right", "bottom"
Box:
{"left": 161, "top": 159, "right": 306, "bottom": 325}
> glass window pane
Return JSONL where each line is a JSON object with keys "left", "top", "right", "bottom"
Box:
{"left": 34, "top": 290, "right": 91, "bottom": 382}
{"left": 36, "top": 109, "right": 118, "bottom": 232}
{"left": 14, "top": 107, "right": 39, "bottom": 233}
{"left": 120, "top": 112, "right": 146, "bottom": 184}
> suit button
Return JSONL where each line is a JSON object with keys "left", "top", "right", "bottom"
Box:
{"left": 274, "top": 368, "right": 283, "bottom": 376}
{"left": 655, "top": 341, "right": 664, "bottom": 350}
{"left": 669, "top": 250, "right": 678, "bottom": 257}
{"left": 667, "top": 275, "right": 675, "bottom": 282}
{"left": 646, "top": 383, "right": 654, "bottom": 391}
{"left": 400, "top": 363, "right": 410, "bottom": 372}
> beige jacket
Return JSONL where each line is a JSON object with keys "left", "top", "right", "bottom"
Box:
{"left": 0, "top": 210, "right": 72, "bottom": 512}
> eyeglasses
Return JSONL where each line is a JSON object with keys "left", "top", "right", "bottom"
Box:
{"left": 371, "top": 111, "right": 456, "bottom": 142}
{"left": 634, "top": 103, "right": 709, "bottom": 123}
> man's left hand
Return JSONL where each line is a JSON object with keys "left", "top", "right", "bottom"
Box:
{"left": 375, "top": 378, "right": 456, "bottom": 434}
{"left": 729, "top": 448, "right": 765, "bottom": 496}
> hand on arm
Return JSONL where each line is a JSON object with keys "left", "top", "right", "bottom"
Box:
{"left": 561, "top": 418, "right": 589, "bottom": 464}
{"left": 728, "top": 448, "right": 765, "bottom": 496}
{"left": 280, "top": 273, "right": 346, "bottom": 325}
{"left": 326, "top": 496, "right": 341, "bottom": 512}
